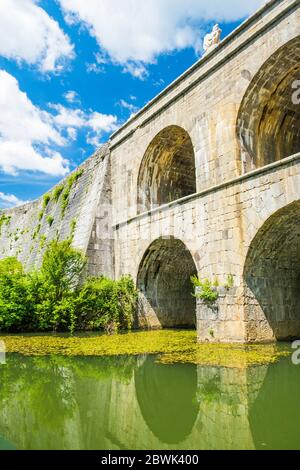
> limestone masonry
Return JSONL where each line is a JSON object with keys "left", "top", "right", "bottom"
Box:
{"left": 1, "top": 0, "right": 300, "bottom": 343}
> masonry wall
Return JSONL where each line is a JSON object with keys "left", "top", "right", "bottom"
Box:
{"left": 114, "top": 155, "right": 300, "bottom": 342}
{"left": 0, "top": 144, "right": 112, "bottom": 277}
{"left": 110, "top": 0, "right": 300, "bottom": 225}
{"left": 109, "top": 0, "right": 300, "bottom": 342}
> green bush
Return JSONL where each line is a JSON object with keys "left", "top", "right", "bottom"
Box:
{"left": 0, "top": 258, "right": 35, "bottom": 331}
{"left": 0, "top": 241, "right": 138, "bottom": 334}
{"left": 116, "top": 275, "right": 137, "bottom": 330}
{"left": 75, "top": 275, "right": 137, "bottom": 333}
{"left": 41, "top": 239, "right": 86, "bottom": 302}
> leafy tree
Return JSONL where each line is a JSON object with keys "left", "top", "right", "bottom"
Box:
{"left": 41, "top": 239, "right": 86, "bottom": 302}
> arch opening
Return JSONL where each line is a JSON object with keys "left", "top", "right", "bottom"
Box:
{"left": 244, "top": 201, "right": 300, "bottom": 341}
{"left": 137, "top": 126, "right": 196, "bottom": 214}
{"left": 237, "top": 37, "right": 300, "bottom": 172}
{"left": 137, "top": 238, "right": 197, "bottom": 328}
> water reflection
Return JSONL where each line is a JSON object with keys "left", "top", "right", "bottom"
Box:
{"left": 135, "top": 357, "right": 198, "bottom": 444}
{"left": 250, "top": 360, "right": 300, "bottom": 450}
{"left": 0, "top": 353, "right": 299, "bottom": 450}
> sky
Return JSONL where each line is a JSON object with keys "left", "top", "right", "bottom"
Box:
{"left": 0, "top": 0, "right": 264, "bottom": 209}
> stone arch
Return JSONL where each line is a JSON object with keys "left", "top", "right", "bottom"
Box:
{"left": 137, "top": 126, "right": 196, "bottom": 214}
{"left": 137, "top": 237, "right": 197, "bottom": 328}
{"left": 237, "top": 37, "right": 300, "bottom": 172}
{"left": 243, "top": 201, "right": 300, "bottom": 341}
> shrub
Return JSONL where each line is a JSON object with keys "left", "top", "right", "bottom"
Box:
{"left": 0, "top": 241, "right": 138, "bottom": 334}
{"left": 76, "top": 277, "right": 119, "bottom": 332}
{"left": 75, "top": 275, "right": 137, "bottom": 333}
{"left": 191, "top": 276, "right": 219, "bottom": 303}
{"left": 0, "top": 258, "right": 35, "bottom": 331}
{"left": 116, "top": 275, "right": 138, "bottom": 330}
{"left": 41, "top": 239, "right": 86, "bottom": 303}
{"left": 35, "top": 294, "right": 77, "bottom": 333}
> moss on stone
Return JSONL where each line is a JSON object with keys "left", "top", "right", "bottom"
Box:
{"left": 32, "top": 224, "right": 41, "bottom": 240}
{"left": 52, "top": 185, "right": 64, "bottom": 202}
{"left": 42, "top": 194, "right": 51, "bottom": 209}
{"left": 60, "top": 169, "right": 84, "bottom": 218}
{"left": 47, "top": 216, "right": 54, "bottom": 227}
{"left": 39, "top": 235, "right": 47, "bottom": 249}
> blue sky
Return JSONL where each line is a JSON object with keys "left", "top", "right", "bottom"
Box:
{"left": 0, "top": 0, "right": 264, "bottom": 208}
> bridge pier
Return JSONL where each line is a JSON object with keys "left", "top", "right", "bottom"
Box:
{"left": 196, "top": 287, "right": 246, "bottom": 343}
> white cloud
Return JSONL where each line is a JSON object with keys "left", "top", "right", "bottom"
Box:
{"left": 86, "top": 112, "right": 118, "bottom": 147}
{"left": 86, "top": 52, "right": 107, "bottom": 74}
{"left": 86, "top": 62, "right": 105, "bottom": 74}
{"left": 50, "top": 104, "right": 86, "bottom": 128}
{"left": 0, "top": 0, "right": 74, "bottom": 72}
{"left": 58, "top": 0, "right": 264, "bottom": 77}
{"left": 50, "top": 104, "right": 118, "bottom": 147}
{"left": 67, "top": 127, "right": 77, "bottom": 141}
{"left": 0, "top": 70, "right": 69, "bottom": 176}
{"left": 0, "top": 192, "right": 28, "bottom": 209}
{"left": 0, "top": 70, "right": 118, "bottom": 176}
{"left": 87, "top": 112, "right": 118, "bottom": 133}
{"left": 123, "top": 62, "right": 148, "bottom": 80}
{"left": 118, "top": 99, "right": 139, "bottom": 114}
{"left": 64, "top": 90, "right": 80, "bottom": 103}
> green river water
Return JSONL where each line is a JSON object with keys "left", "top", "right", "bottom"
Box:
{"left": 0, "top": 333, "right": 299, "bottom": 450}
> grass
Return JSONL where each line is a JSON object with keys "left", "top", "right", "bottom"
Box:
{"left": 0, "top": 330, "right": 291, "bottom": 368}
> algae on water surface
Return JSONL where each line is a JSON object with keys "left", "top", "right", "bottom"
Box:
{"left": 0, "top": 330, "right": 291, "bottom": 368}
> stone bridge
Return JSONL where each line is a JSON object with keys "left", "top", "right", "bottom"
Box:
{"left": 1, "top": 0, "right": 300, "bottom": 343}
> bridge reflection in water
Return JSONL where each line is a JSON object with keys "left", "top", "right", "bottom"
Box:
{"left": 0, "top": 352, "right": 299, "bottom": 450}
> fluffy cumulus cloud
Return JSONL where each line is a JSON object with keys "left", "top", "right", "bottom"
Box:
{"left": 0, "top": 0, "right": 74, "bottom": 72}
{"left": 0, "top": 70, "right": 68, "bottom": 176}
{"left": 0, "top": 70, "right": 118, "bottom": 176}
{"left": 0, "top": 192, "right": 28, "bottom": 209}
{"left": 58, "top": 0, "right": 264, "bottom": 76}
{"left": 50, "top": 104, "right": 118, "bottom": 147}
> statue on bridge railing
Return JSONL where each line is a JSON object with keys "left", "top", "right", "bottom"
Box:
{"left": 203, "top": 24, "right": 222, "bottom": 55}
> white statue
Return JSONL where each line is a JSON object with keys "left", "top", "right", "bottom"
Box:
{"left": 203, "top": 24, "right": 222, "bottom": 54}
